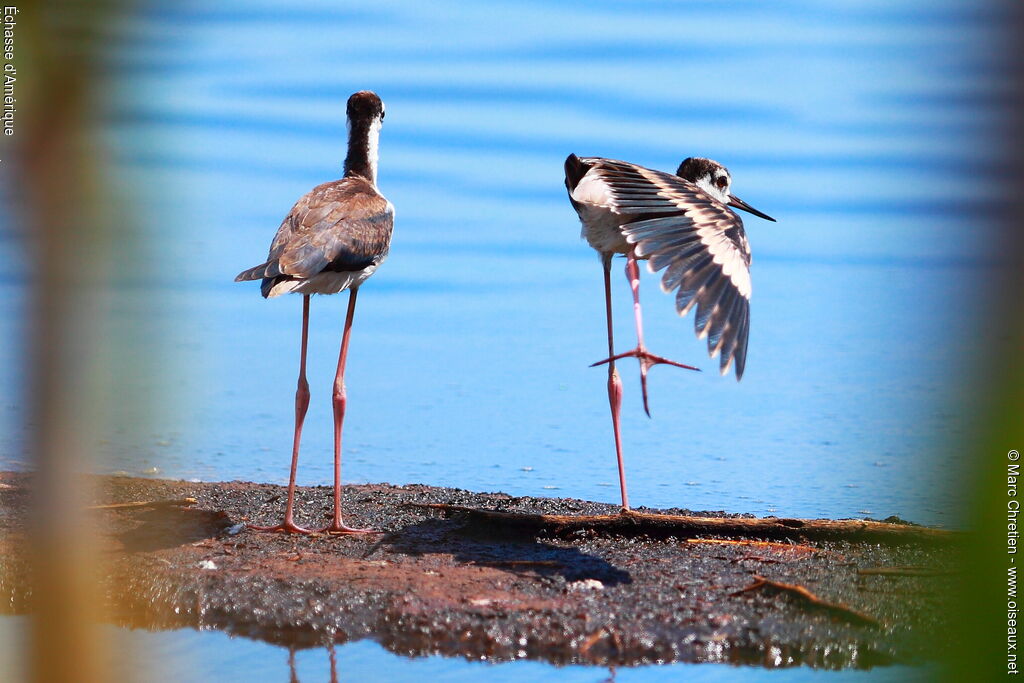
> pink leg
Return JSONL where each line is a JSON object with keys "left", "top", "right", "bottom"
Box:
{"left": 601, "top": 255, "right": 629, "bottom": 510}
{"left": 322, "top": 288, "right": 378, "bottom": 534}
{"left": 591, "top": 249, "right": 700, "bottom": 417}
{"left": 250, "top": 295, "right": 316, "bottom": 534}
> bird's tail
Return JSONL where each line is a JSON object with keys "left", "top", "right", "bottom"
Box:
{"left": 563, "top": 153, "right": 589, "bottom": 191}
{"left": 235, "top": 263, "right": 269, "bottom": 282}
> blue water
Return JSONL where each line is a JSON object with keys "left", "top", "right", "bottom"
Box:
{"left": 0, "top": 0, "right": 1003, "bottom": 678}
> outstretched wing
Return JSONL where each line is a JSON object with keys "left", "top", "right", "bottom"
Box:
{"left": 582, "top": 158, "right": 753, "bottom": 379}
{"left": 236, "top": 177, "right": 394, "bottom": 297}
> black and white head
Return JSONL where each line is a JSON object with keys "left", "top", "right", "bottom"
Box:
{"left": 676, "top": 157, "right": 775, "bottom": 222}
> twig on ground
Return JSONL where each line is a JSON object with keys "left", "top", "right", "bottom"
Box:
{"left": 579, "top": 628, "right": 607, "bottom": 655}
{"left": 470, "top": 560, "right": 564, "bottom": 568}
{"left": 686, "top": 539, "right": 822, "bottom": 553}
{"left": 405, "top": 503, "right": 955, "bottom": 544}
{"left": 87, "top": 497, "right": 197, "bottom": 510}
{"left": 730, "top": 574, "right": 881, "bottom": 628}
{"left": 856, "top": 566, "right": 956, "bottom": 577}
{"left": 731, "top": 555, "right": 785, "bottom": 565}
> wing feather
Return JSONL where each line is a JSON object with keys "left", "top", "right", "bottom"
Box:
{"left": 694, "top": 270, "right": 726, "bottom": 339}
{"left": 236, "top": 177, "right": 394, "bottom": 297}
{"left": 709, "top": 287, "right": 739, "bottom": 355}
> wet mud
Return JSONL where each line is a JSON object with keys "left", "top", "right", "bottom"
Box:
{"left": 0, "top": 472, "right": 959, "bottom": 669}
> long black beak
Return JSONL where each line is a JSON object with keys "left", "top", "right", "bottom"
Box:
{"left": 728, "top": 195, "right": 776, "bottom": 222}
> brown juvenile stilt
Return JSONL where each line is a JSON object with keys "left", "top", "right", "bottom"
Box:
{"left": 236, "top": 91, "right": 394, "bottom": 534}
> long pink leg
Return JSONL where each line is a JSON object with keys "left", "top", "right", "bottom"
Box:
{"left": 322, "top": 288, "right": 378, "bottom": 534}
{"left": 250, "top": 294, "right": 315, "bottom": 534}
{"left": 591, "top": 249, "right": 700, "bottom": 417}
{"left": 601, "top": 254, "right": 629, "bottom": 510}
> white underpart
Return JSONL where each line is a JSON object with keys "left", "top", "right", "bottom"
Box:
{"left": 571, "top": 170, "right": 631, "bottom": 254}
{"left": 266, "top": 263, "right": 379, "bottom": 298}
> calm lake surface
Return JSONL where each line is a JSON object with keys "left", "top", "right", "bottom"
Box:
{"left": 0, "top": 0, "right": 1004, "bottom": 679}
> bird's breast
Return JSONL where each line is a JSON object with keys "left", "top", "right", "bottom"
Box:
{"left": 571, "top": 172, "right": 631, "bottom": 255}
{"left": 579, "top": 210, "right": 631, "bottom": 255}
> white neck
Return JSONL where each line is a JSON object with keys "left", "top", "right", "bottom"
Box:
{"left": 365, "top": 118, "right": 380, "bottom": 186}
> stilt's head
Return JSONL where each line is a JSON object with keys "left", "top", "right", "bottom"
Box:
{"left": 676, "top": 157, "right": 775, "bottom": 222}
{"left": 347, "top": 90, "right": 385, "bottom": 123}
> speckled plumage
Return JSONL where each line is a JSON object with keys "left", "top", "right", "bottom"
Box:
{"left": 236, "top": 178, "right": 393, "bottom": 298}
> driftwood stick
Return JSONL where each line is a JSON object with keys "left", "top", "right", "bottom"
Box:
{"left": 686, "top": 539, "right": 822, "bottom": 554}
{"left": 579, "top": 628, "right": 608, "bottom": 656}
{"left": 732, "top": 555, "right": 785, "bottom": 565}
{"left": 87, "top": 497, "right": 197, "bottom": 511}
{"left": 731, "top": 574, "right": 881, "bottom": 628}
{"left": 857, "top": 566, "right": 956, "bottom": 577}
{"left": 406, "top": 503, "right": 956, "bottom": 544}
{"left": 470, "top": 560, "right": 564, "bottom": 568}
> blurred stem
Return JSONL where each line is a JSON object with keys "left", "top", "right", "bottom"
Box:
{"left": 945, "top": 5, "right": 1024, "bottom": 681}
{"left": 17, "top": 2, "right": 124, "bottom": 682}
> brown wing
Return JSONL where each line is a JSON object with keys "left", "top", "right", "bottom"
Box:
{"left": 235, "top": 177, "right": 394, "bottom": 294}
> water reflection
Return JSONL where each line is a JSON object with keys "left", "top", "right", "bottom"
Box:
{"left": 285, "top": 641, "right": 621, "bottom": 683}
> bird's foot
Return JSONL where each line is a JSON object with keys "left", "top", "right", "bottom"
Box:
{"left": 590, "top": 348, "right": 699, "bottom": 372}
{"left": 590, "top": 347, "right": 700, "bottom": 417}
{"left": 319, "top": 521, "right": 381, "bottom": 535}
{"left": 247, "top": 521, "right": 317, "bottom": 535}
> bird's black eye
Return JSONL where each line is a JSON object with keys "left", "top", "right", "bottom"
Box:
{"left": 381, "top": 108, "right": 386, "bottom": 120}
{"left": 715, "top": 176, "right": 728, "bottom": 189}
